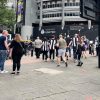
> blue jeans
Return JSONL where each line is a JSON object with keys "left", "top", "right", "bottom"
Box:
{"left": 0, "top": 50, "right": 7, "bottom": 71}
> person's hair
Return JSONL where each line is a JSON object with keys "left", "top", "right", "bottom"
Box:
{"left": 2, "top": 30, "right": 8, "bottom": 34}
{"left": 37, "top": 36, "right": 39, "bottom": 39}
{"left": 14, "top": 34, "right": 22, "bottom": 42}
{"left": 59, "top": 34, "right": 63, "bottom": 38}
{"left": 44, "top": 37, "right": 47, "bottom": 41}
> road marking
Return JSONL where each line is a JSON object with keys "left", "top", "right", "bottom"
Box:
{"left": 34, "top": 68, "right": 63, "bottom": 75}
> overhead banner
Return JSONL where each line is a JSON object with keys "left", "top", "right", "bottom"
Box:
{"left": 16, "top": 0, "right": 26, "bottom": 24}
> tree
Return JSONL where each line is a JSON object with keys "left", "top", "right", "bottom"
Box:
{"left": 0, "top": 0, "right": 16, "bottom": 32}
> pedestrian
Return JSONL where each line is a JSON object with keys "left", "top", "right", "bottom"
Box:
{"left": 81, "top": 36, "right": 87, "bottom": 58}
{"left": 0, "top": 30, "right": 9, "bottom": 73}
{"left": 42, "top": 37, "right": 49, "bottom": 61}
{"left": 89, "top": 41, "right": 94, "bottom": 55}
{"left": 49, "top": 35, "right": 56, "bottom": 61}
{"left": 76, "top": 40, "right": 83, "bottom": 66}
{"left": 34, "top": 36, "right": 42, "bottom": 59}
{"left": 65, "top": 34, "right": 72, "bottom": 60}
{"left": 9, "top": 34, "right": 25, "bottom": 74}
{"left": 30, "top": 41, "right": 34, "bottom": 57}
{"left": 55, "top": 38, "right": 59, "bottom": 57}
{"left": 57, "top": 34, "right": 68, "bottom": 67}
{"left": 72, "top": 34, "right": 78, "bottom": 62}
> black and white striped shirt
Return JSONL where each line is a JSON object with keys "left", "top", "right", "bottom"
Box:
{"left": 49, "top": 39, "right": 56, "bottom": 50}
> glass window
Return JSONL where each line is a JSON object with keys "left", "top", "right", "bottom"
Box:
{"left": 48, "top": 5, "right": 50, "bottom": 8}
{"left": 55, "top": 4, "right": 57, "bottom": 7}
{"left": 37, "top": 16, "right": 40, "bottom": 19}
{"left": 73, "top": 3, "right": 75, "bottom": 6}
{"left": 55, "top": 14, "right": 57, "bottom": 17}
{"left": 60, "top": 13, "right": 62, "bottom": 16}
{"left": 50, "top": 14, "right": 52, "bottom": 17}
{"left": 76, "top": 2, "right": 79, "bottom": 6}
{"left": 73, "top": 13, "right": 75, "bottom": 16}
{"left": 67, "top": 3, "right": 70, "bottom": 6}
{"left": 65, "top": 3, "right": 67, "bottom": 6}
{"left": 70, "top": 3, "right": 72, "bottom": 6}
{"left": 67, "top": 13, "right": 70, "bottom": 16}
{"left": 75, "top": 12, "right": 79, "bottom": 16}
{"left": 57, "top": 13, "right": 59, "bottom": 17}
{"left": 50, "top": 4, "right": 52, "bottom": 8}
{"left": 38, "top": 7, "right": 40, "bottom": 10}
{"left": 52, "top": 14, "right": 54, "bottom": 17}
{"left": 70, "top": 13, "right": 73, "bottom": 16}
{"left": 43, "top": 5, "right": 45, "bottom": 9}
{"left": 52, "top": 4, "right": 55, "bottom": 8}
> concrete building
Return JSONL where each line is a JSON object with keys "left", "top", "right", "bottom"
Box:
{"left": 20, "top": 0, "right": 97, "bottom": 40}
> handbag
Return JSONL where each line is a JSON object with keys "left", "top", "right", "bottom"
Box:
{"left": 19, "top": 42, "right": 25, "bottom": 55}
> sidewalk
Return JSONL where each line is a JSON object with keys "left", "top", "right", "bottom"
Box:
{"left": 0, "top": 55, "right": 100, "bottom": 100}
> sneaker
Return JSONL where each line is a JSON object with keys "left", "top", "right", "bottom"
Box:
{"left": 0, "top": 70, "right": 8, "bottom": 73}
{"left": 57, "top": 64, "right": 60, "bottom": 67}
{"left": 10, "top": 72, "right": 15, "bottom": 74}
{"left": 65, "top": 62, "right": 68, "bottom": 67}
{"left": 77, "top": 64, "right": 81, "bottom": 66}
{"left": 80, "top": 62, "right": 83, "bottom": 66}
{"left": 16, "top": 72, "right": 20, "bottom": 75}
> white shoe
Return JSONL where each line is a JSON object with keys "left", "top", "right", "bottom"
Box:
{"left": 0, "top": 70, "right": 8, "bottom": 73}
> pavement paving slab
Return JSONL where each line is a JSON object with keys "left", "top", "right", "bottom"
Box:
{"left": 0, "top": 55, "right": 100, "bottom": 100}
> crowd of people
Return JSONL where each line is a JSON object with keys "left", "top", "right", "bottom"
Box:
{"left": 0, "top": 30, "right": 99, "bottom": 75}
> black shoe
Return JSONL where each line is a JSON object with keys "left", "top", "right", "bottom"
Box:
{"left": 77, "top": 62, "right": 83, "bottom": 67}
{"left": 77, "top": 62, "right": 81, "bottom": 66}
{"left": 77, "top": 64, "right": 81, "bottom": 66}
{"left": 17, "top": 72, "right": 20, "bottom": 75}
{"left": 65, "top": 62, "right": 68, "bottom": 67}
{"left": 10, "top": 72, "right": 15, "bottom": 74}
{"left": 80, "top": 62, "right": 83, "bottom": 66}
{"left": 57, "top": 65, "right": 60, "bottom": 67}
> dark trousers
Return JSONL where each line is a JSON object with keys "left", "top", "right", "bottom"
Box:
{"left": 73, "top": 46, "right": 77, "bottom": 59}
{"left": 49, "top": 49, "right": 55, "bottom": 60}
{"left": 55, "top": 48, "right": 59, "bottom": 57}
{"left": 67, "top": 47, "right": 71, "bottom": 57}
{"left": 31, "top": 49, "right": 34, "bottom": 57}
{"left": 77, "top": 53, "right": 82, "bottom": 64}
{"left": 12, "top": 55, "right": 22, "bottom": 71}
{"left": 35, "top": 48, "right": 41, "bottom": 58}
{"left": 42, "top": 51, "right": 48, "bottom": 60}
{"left": 77, "top": 53, "right": 81, "bottom": 61}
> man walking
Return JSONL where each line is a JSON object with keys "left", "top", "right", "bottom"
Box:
{"left": 49, "top": 35, "right": 56, "bottom": 61}
{"left": 57, "top": 35, "right": 68, "bottom": 67}
{"left": 0, "top": 30, "right": 9, "bottom": 73}
{"left": 72, "top": 34, "right": 78, "bottom": 62}
{"left": 34, "top": 37, "right": 42, "bottom": 59}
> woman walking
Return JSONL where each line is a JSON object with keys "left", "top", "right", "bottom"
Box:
{"left": 9, "top": 34, "right": 25, "bottom": 74}
{"left": 76, "top": 40, "right": 83, "bottom": 67}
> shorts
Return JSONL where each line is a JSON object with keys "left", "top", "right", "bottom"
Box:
{"left": 58, "top": 48, "right": 66, "bottom": 57}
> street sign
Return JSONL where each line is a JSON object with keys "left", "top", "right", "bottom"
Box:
{"left": 80, "top": 0, "right": 97, "bottom": 21}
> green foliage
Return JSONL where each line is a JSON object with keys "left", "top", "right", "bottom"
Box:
{"left": 0, "top": 0, "right": 16, "bottom": 32}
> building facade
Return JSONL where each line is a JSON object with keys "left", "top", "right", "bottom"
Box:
{"left": 21, "top": 0, "right": 98, "bottom": 40}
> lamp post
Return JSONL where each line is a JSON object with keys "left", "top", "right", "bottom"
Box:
{"left": 97, "top": 0, "right": 100, "bottom": 68}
